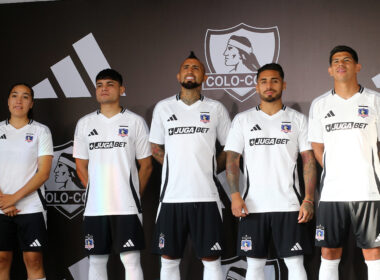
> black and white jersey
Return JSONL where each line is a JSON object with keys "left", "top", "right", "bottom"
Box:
{"left": 225, "top": 106, "right": 311, "bottom": 213}
{"left": 73, "top": 109, "right": 151, "bottom": 216}
{"left": 309, "top": 87, "right": 380, "bottom": 202}
{"left": 0, "top": 119, "right": 53, "bottom": 214}
{"left": 149, "top": 94, "right": 231, "bottom": 203}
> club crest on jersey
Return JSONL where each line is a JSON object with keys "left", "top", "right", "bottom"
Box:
{"left": 281, "top": 123, "right": 291, "bottom": 133}
{"left": 358, "top": 107, "right": 369, "bottom": 118}
{"left": 25, "top": 134, "right": 34, "bottom": 142}
{"left": 315, "top": 225, "right": 325, "bottom": 241}
{"left": 200, "top": 113, "right": 210, "bottom": 123}
{"left": 159, "top": 233, "right": 165, "bottom": 249}
{"left": 85, "top": 234, "right": 94, "bottom": 250}
{"left": 203, "top": 23, "right": 280, "bottom": 102}
{"left": 241, "top": 235, "right": 252, "bottom": 252}
{"left": 118, "top": 128, "right": 128, "bottom": 137}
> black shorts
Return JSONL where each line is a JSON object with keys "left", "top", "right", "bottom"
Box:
{"left": 152, "top": 202, "right": 223, "bottom": 258}
{"left": 83, "top": 214, "right": 145, "bottom": 255}
{"left": 316, "top": 201, "right": 380, "bottom": 249}
{"left": 0, "top": 212, "right": 47, "bottom": 252}
{"left": 237, "top": 212, "right": 312, "bottom": 258}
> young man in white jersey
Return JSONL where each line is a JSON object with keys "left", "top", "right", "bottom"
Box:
{"left": 73, "top": 69, "right": 152, "bottom": 280}
{"left": 0, "top": 83, "right": 53, "bottom": 280}
{"left": 225, "top": 63, "right": 317, "bottom": 280}
{"left": 149, "top": 52, "right": 231, "bottom": 280}
{"left": 309, "top": 46, "right": 380, "bottom": 280}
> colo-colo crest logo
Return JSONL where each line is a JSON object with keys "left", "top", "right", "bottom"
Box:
{"left": 45, "top": 141, "right": 86, "bottom": 219}
{"left": 203, "top": 23, "right": 280, "bottom": 102}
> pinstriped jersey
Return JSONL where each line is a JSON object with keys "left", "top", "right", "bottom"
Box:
{"left": 73, "top": 109, "right": 151, "bottom": 216}
{"left": 149, "top": 94, "right": 231, "bottom": 203}
{"left": 0, "top": 119, "right": 53, "bottom": 214}
{"left": 308, "top": 87, "right": 380, "bottom": 201}
{"left": 225, "top": 106, "right": 311, "bottom": 213}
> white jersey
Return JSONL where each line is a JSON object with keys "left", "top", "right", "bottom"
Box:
{"left": 225, "top": 105, "right": 311, "bottom": 213}
{"left": 308, "top": 86, "right": 380, "bottom": 202}
{"left": 149, "top": 94, "right": 231, "bottom": 203}
{"left": 73, "top": 108, "right": 151, "bottom": 216}
{"left": 0, "top": 119, "right": 53, "bottom": 214}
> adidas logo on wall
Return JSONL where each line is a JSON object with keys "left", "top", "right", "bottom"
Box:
{"left": 32, "top": 33, "right": 123, "bottom": 99}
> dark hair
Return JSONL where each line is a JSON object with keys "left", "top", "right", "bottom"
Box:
{"left": 96, "top": 69, "right": 123, "bottom": 85}
{"left": 257, "top": 63, "right": 284, "bottom": 80}
{"left": 8, "top": 83, "right": 34, "bottom": 119}
{"left": 183, "top": 51, "right": 206, "bottom": 74}
{"left": 329, "top": 45, "right": 358, "bottom": 64}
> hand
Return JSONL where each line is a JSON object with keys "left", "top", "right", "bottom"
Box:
{"left": 231, "top": 192, "right": 249, "bottom": 217}
{"left": 298, "top": 200, "right": 314, "bottom": 223}
{"left": 2, "top": 206, "right": 20, "bottom": 217}
{"left": 0, "top": 194, "right": 18, "bottom": 210}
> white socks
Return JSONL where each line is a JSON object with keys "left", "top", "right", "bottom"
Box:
{"left": 202, "top": 257, "right": 223, "bottom": 280}
{"left": 319, "top": 257, "right": 340, "bottom": 280}
{"left": 88, "top": 254, "right": 109, "bottom": 280}
{"left": 283, "top": 255, "right": 307, "bottom": 280}
{"left": 120, "top": 251, "right": 143, "bottom": 280}
{"left": 160, "top": 257, "right": 180, "bottom": 280}
{"left": 246, "top": 257, "right": 266, "bottom": 280}
{"left": 365, "top": 259, "right": 380, "bottom": 280}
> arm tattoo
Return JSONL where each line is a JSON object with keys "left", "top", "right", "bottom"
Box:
{"left": 301, "top": 150, "right": 317, "bottom": 201}
{"left": 151, "top": 143, "right": 165, "bottom": 165}
{"left": 226, "top": 151, "right": 241, "bottom": 194}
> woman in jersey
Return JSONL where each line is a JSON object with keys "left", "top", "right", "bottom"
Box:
{"left": 0, "top": 83, "right": 53, "bottom": 280}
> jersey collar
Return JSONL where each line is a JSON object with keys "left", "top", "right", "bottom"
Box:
{"left": 331, "top": 84, "right": 364, "bottom": 95}
{"left": 176, "top": 93, "right": 204, "bottom": 101}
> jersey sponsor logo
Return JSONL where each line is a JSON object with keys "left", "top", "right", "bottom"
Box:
{"left": 168, "top": 126, "right": 210, "bottom": 135}
{"left": 250, "top": 124, "right": 261, "bottom": 131}
{"left": 85, "top": 234, "right": 94, "bottom": 250}
{"left": 25, "top": 133, "right": 34, "bottom": 142}
{"left": 159, "top": 233, "right": 165, "bottom": 249}
{"left": 203, "top": 23, "right": 280, "bottom": 102}
{"left": 290, "top": 242, "right": 302, "bottom": 251}
{"left": 0, "top": 134, "right": 6, "bottom": 139}
{"left": 88, "top": 129, "right": 98, "bottom": 136}
{"left": 324, "top": 110, "right": 335, "bottom": 118}
{"left": 358, "top": 106, "right": 369, "bottom": 118}
{"left": 315, "top": 225, "right": 325, "bottom": 241}
{"left": 89, "top": 141, "right": 127, "bottom": 150}
{"left": 118, "top": 127, "right": 128, "bottom": 137}
{"left": 325, "top": 122, "right": 368, "bottom": 132}
{"left": 45, "top": 141, "right": 86, "bottom": 219}
{"left": 200, "top": 112, "right": 211, "bottom": 123}
{"left": 240, "top": 235, "right": 252, "bottom": 252}
{"left": 281, "top": 122, "right": 291, "bottom": 133}
{"left": 249, "top": 137, "right": 289, "bottom": 146}
{"left": 167, "top": 114, "right": 178, "bottom": 122}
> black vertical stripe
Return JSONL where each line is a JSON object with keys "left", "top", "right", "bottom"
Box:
{"left": 129, "top": 171, "right": 142, "bottom": 213}
{"left": 159, "top": 154, "right": 170, "bottom": 202}
{"left": 83, "top": 183, "right": 90, "bottom": 212}
{"left": 320, "top": 154, "right": 326, "bottom": 193}
{"left": 37, "top": 188, "right": 47, "bottom": 210}
{"left": 291, "top": 164, "right": 302, "bottom": 205}
{"left": 372, "top": 150, "right": 380, "bottom": 194}
{"left": 242, "top": 167, "right": 250, "bottom": 200}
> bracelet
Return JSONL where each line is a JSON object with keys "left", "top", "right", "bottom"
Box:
{"left": 303, "top": 199, "right": 314, "bottom": 205}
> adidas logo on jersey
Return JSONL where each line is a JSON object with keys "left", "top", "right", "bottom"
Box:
{"left": 324, "top": 110, "right": 335, "bottom": 118}
{"left": 210, "top": 242, "right": 222, "bottom": 251}
{"left": 88, "top": 129, "right": 98, "bottom": 136}
{"left": 290, "top": 242, "right": 302, "bottom": 251}
{"left": 123, "top": 239, "right": 135, "bottom": 248}
{"left": 0, "top": 134, "right": 6, "bottom": 139}
{"left": 375, "top": 233, "right": 380, "bottom": 243}
{"left": 250, "top": 124, "right": 261, "bottom": 131}
{"left": 30, "top": 239, "right": 42, "bottom": 247}
{"left": 167, "top": 114, "right": 178, "bottom": 122}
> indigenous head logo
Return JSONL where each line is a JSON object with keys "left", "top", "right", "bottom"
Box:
{"left": 204, "top": 23, "right": 280, "bottom": 102}
{"left": 45, "top": 141, "right": 86, "bottom": 219}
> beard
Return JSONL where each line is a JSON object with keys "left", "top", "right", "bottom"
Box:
{"left": 181, "top": 81, "right": 201, "bottom": 89}
{"left": 260, "top": 91, "right": 282, "bottom": 102}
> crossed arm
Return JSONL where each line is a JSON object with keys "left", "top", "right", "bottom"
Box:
{"left": 0, "top": 155, "right": 53, "bottom": 216}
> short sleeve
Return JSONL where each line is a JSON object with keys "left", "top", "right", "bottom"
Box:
{"left": 38, "top": 126, "right": 53, "bottom": 157}
{"left": 308, "top": 101, "right": 324, "bottom": 143}
{"left": 149, "top": 103, "right": 165, "bottom": 145}
{"left": 73, "top": 119, "right": 89, "bottom": 160}
{"left": 224, "top": 114, "right": 244, "bottom": 155}
{"left": 298, "top": 114, "right": 312, "bottom": 152}
{"left": 135, "top": 117, "right": 152, "bottom": 159}
{"left": 216, "top": 103, "right": 231, "bottom": 146}
{"left": 376, "top": 94, "right": 380, "bottom": 141}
